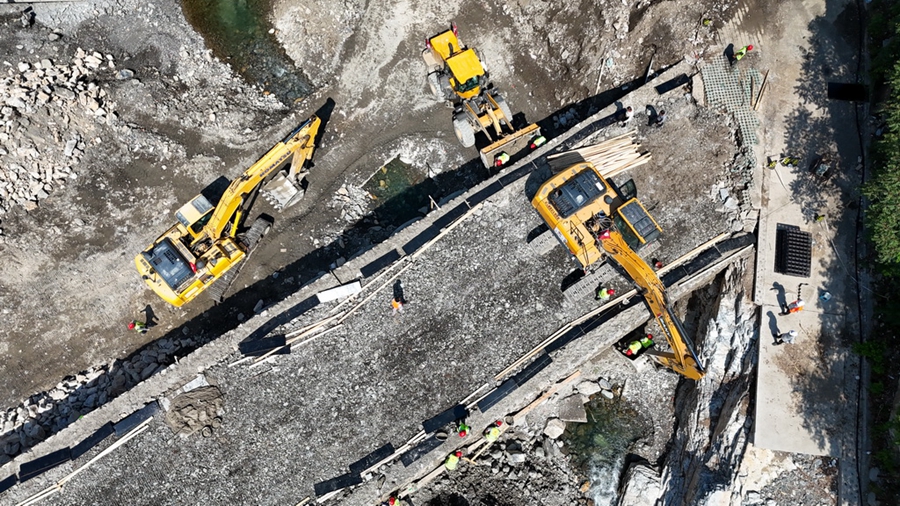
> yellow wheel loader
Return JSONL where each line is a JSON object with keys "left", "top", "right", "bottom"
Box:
{"left": 423, "top": 23, "right": 541, "bottom": 168}
{"left": 134, "top": 114, "right": 321, "bottom": 307}
{"left": 532, "top": 162, "right": 706, "bottom": 380}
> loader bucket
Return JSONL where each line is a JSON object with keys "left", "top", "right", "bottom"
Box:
{"left": 478, "top": 123, "right": 541, "bottom": 168}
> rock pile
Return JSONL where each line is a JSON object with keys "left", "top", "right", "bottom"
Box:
{"left": 164, "top": 386, "right": 225, "bottom": 437}
{"left": 0, "top": 46, "right": 121, "bottom": 232}
{"left": 0, "top": 334, "right": 200, "bottom": 465}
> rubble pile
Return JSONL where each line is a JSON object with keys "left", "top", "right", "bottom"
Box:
{"left": 164, "top": 386, "right": 225, "bottom": 437}
{"left": 0, "top": 47, "right": 118, "bottom": 225}
{"left": 0, "top": 334, "right": 201, "bottom": 465}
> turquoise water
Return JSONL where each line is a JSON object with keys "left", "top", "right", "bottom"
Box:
{"left": 564, "top": 397, "right": 649, "bottom": 504}
{"left": 363, "top": 157, "right": 442, "bottom": 224}
{"left": 181, "top": 0, "right": 312, "bottom": 104}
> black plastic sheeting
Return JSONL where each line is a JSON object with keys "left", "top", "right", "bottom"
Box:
{"left": 113, "top": 402, "right": 159, "bottom": 437}
{"left": 466, "top": 182, "right": 503, "bottom": 206}
{"left": 827, "top": 82, "right": 868, "bottom": 102}
{"left": 348, "top": 442, "right": 395, "bottom": 475}
{"left": 359, "top": 249, "right": 402, "bottom": 279}
{"left": 476, "top": 379, "right": 518, "bottom": 413}
{"left": 0, "top": 474, "right": 17, "bottom": 493}
{"left": 422, "top": 404, "right": 467, "bottom": 434}
{"left": 71, "top": 421, "right": 115, "bottom": 460}
{"left": 400, "top": 434, "right": 444, "bottom": 467}
{"left": 238, "top": 335, "right": 288, "bottom": 357}
{"left": 313, "top": 472, "right": 363, "bottom": 496}
{"left": 498, "top": 164, "right": 534, "bottom": 187}
{"left": 19, "top": 447, "right": 71, "bottom": 482}
{"left": 401, "top": 226, "right": 441, "bottom": 256}
{"left": 510, "top": 352, "right": 552, "bottom": 387}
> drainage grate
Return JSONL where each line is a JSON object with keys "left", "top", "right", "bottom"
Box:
{"left": 774, "top": 224, "right": 811, "bottom": 277}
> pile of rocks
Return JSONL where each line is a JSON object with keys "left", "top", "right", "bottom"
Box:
{"left": 164, "top": 386, "right": 225, "bottom": 437}
{"left": 0, "top": 334, "right": 200, "bottom": 465}
{"left": 0, "top": 46, "right": 122, "bottom": 228}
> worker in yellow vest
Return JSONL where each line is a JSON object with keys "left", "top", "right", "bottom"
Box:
{"left": 624, "top": 340, "right": 642, "bottom": 357}
{"left": 530, "top": 135, "right": 547, "bottom": 149}
{"left": 484, "top": 420, "right": 503, "bottom": 443}
{"left": 445, "top": 450, "right": 463, "bottom": 470}
{"left": 494, "top": 152, "right": 510, "bottom": 167}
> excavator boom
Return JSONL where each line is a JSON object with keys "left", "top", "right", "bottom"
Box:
{"left": 532, "top": 161, "right": 706, "bottom": 380}
{"left": 135, "top": 114, "right": 321, "bottom": 307}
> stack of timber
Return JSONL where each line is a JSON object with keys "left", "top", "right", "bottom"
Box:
{"left": 547, "top": 131, "right": 651, "bottom": 178}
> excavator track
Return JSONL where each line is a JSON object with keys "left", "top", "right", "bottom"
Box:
{"left": 206, "top": 216, "right": 273, "bottom": 303}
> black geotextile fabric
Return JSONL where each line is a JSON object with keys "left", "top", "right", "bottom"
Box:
{"left": 477, "top": 379, "right": 518, "bottom": 413}
{"left": 360, "top": 249, "right": 402, "bottom": 278}
{"left": 313, "top": 472, "right": 362, "bottom": 496}
{"left": 238, "top": 335, "right": 288, "bottom": 356}
{"left": 422, "top": 404, "right": 467, "bottom": 434}
{"left": 400, "top": 435, "right": 444, "bottom": 468}
{"left": 113, "top": 402, "right": 158, "bottom": 437}
{"left": 348, "top": 442, "right": 395, "bottom": 475}
{"left": 19, "top": 447, "right": 71, "bottom": 482}
{"left": 71, "top": 421, "right": 115, "bottom": 460}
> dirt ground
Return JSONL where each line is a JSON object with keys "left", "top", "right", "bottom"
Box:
{"left": 0, "top": 0, "right": 860, "bottom": 504}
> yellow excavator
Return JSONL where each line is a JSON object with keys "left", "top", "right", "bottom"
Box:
{"left": 134, "top": 114, "right": 321, "bottom": 307}
{"left": 532, "top": 162, "right": 706, "bottom": 380}
{"left": 423, "top": 23, "right": 541, "bottom": 168}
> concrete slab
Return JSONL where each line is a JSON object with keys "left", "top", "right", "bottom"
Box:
{"left": 746, "top": 0, "right": 862, "bottom": 474}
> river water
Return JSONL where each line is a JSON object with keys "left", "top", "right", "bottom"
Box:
{"left": 181, "top": 0, "right": 313, "bottom": 104}
{"left": 564, "top": 398, "right": 648, "bottom": 505}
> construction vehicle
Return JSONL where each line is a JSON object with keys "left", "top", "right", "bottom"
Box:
{"left": 532, "top": 162, "right": 706, "bottom": 380}
{"left": 134, "top": 115, "right": 321, "bottom": 307}
{"left": 423, "top": 23, "right": 541, "bottom": 168}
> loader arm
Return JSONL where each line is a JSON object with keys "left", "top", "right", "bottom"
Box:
{"left": 599, "top": 229, "right": 706, "bottom": 380}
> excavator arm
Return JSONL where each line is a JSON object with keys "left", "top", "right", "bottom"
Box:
{"left": 198, "top": 115, "right": 321, "bottom": 244}
{"left": 598, "top": 229, "right": 706, "bottom": 380}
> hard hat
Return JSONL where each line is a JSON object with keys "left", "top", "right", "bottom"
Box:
{"left": 455, "top": 450, "right": 463, "bottom": 457}
{"left": 458, "top": 430, "right": 467, "bottom": 437}
{"left": 389, "top": 498, "right": 397, "bottom": 505}
{"left": 748, "top": 45, "right": 754, "bottom": 51}
{"left": 789, "top": 330, "right": 797, "bottom": 336}
{"left": 495, "top": 420, "right": 503, "bottom": 426}
{"left": 608, "top": 289, "right": 616, "bottom": 295}
{"left": 128, "top": 322, "right": 135, "bottom": 330}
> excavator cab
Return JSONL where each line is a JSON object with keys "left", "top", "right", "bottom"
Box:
{"left": 614, "top": 199, "right": 661, "bottom": 251}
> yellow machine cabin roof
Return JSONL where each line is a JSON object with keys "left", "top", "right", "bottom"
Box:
{"left": 428, "top": 29, "right": 463, "bottom": 60}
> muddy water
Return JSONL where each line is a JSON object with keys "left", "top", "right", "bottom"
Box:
{"left": 564, "top": 398, "right": 648, "bottom": 505}
{"left": 181, "top": 0, "right": 312, "bottom": 104}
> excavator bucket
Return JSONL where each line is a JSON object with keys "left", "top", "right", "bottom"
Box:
{"left": 263, "top": 148, "right": 310, "bottom": 210}
{"left": 261, "top": 116, "right": 321, "bottom": 210}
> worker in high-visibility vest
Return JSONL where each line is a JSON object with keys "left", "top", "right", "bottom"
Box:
{"left": 732, "top": 44, "right": 753, "bottom": 65}
{"left": 624, "top": 340, "right": 642, "bottom": 356}
{"left": 445, "top": 450, "right": 463, "bottom": 470}
{"left": 484, "top": 420, "right": 503, "bottom": 443}
{"left": 639, "top": 335, "right": 654, "bottom": 349}
{"left": 494, "top": 152, "right": 510, "bottom": 167}
{"left": 529, "top": 135, "right": 547, "bottom": 149}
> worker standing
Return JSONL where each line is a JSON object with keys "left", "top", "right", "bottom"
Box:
{"left": 484, "top": 420, "right": 503, "bottom": 443}
{"left": 456, "top": 421, "right": 470, "bottom": 438}
{"left": 617, "top": 106, "right": 634, "bottom": 127}
{"left": 596, "top": 287, "right": 615, "bottom": 302}
{"left": 128, "top": 320, "right": 148, "bottom": 334}
{"left": 654, "top": 110, "right": 667, "bottom": 128}
{"left": 444, "top": 450, "right": 463, "bottom": 471}
{"left": 732, "top": 44, "right": 753, "bottom": 65}
{"left": 494, "top": 152, "right": 510, "bottom": 167}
